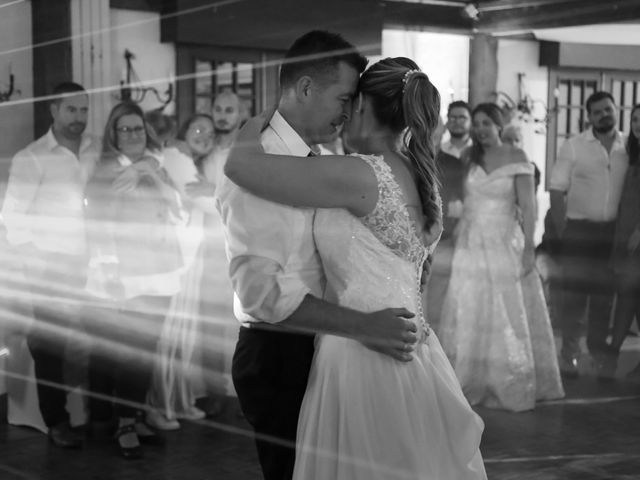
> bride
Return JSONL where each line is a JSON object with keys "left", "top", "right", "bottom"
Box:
{"left": 225, "top": 57, "right": 487, "bottom": 480}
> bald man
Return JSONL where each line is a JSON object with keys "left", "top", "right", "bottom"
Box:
{"left": 207, "top": 91, "right": 242, "bottom": 181}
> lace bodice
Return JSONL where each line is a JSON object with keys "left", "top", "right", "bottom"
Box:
{"left": 313, "top": 154, "right": 441, "bottom": 342}
{"left": 360, "top": 154, "right": 437, "bottom": 264}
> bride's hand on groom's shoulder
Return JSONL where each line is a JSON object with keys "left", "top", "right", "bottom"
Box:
{"left": 258, "top": 104, "right": 277, "bottom": 129}
{"left": 234, "top": 110, "right": 274, "bottom": 152}
{"left": 358, "top": 308, "right": 418, "bottom": 362}
{"left": 238, "top": 106, "right": 276, "bottom": 138}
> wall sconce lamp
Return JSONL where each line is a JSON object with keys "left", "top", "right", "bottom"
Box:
{"left": 0, "top": 68, "right": 18, "bottom": 103}
{"left": 116, "top": 49, "right": 173, "bottom": 109}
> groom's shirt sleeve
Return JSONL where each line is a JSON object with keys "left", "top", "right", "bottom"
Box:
{"left": 216, "top": 115, "right": 322, "bottom": 325}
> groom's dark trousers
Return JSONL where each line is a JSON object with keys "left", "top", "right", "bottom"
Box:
{"left": 232, "top": 324, "right": 315, "bottom": 480}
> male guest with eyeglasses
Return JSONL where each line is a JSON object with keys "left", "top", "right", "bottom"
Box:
{"left": 1, "top": 82, "right": 99, "bottom": 448}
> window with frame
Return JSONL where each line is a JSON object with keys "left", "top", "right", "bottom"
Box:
{"left": 545, "top": 68, "right": 640, "bottom": 186}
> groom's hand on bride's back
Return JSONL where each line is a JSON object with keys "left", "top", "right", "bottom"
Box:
{"left": 359, "top": 308, "right": 418, "bottom": 363}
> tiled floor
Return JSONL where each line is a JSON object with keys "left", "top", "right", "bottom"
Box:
{"left": 1, "top": 340, "right": 639, "bottom": 480}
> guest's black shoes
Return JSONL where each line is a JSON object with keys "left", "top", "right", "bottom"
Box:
{"left": 559, "top": 354, "right": 579, "bottom": 379}
{"left": 135, "top": 416, "right": 166, "bottom": 447}
{"left": 115, "top": 423, "right": 143, "bottom": 460}
{"left": 48, "top": 422, "right": 83, "bottom": 449}
{"left": 594, "top": 346, "right": 619, "bottom": 383}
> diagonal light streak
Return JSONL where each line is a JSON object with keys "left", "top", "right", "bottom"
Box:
{"left": 0, "top": 40, "right": 382, "bottom": 109}
{"left": 0, "top": 0, "right": 26, "bottom": 10}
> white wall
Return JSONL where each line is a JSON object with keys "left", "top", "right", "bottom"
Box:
{"left": 110, "top": 8, "right": 176, "bottom": 115}
{"left": 382, "top": 29, "right": 470, "bottom": 115}
{"left": 496, "top": 39, "right": 550, "bottom": 244}
{"left": 0, "top": 0, "right": 33, "bottom": 397}
{"left": 380, "top": 31, "right": 550, "bottom": 244}
{"left": 0, "top": 0, "right": 34, "bottom": 184}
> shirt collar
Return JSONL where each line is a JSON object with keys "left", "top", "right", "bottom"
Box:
{"left": 44, "top": 127, "right": 94, "bottom": 154}
{"left": 585, "top": 128, "right": 624, "bottom": 146}
{"left": 269, "top": 110, "right": 313, "bottom": 157}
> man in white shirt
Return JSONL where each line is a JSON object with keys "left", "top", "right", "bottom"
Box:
{"left": 440, "top": 100, "right": 473, "bottom": 159}
{"left": 549, "top": 91, "right": 628, "bottom": 379}
{"left": 1, "top": 82, "right": 99, "bottom": 447}
{"left": 217, "top": 31, "right": 417, "bottom": 480}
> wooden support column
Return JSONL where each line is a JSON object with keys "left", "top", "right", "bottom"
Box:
{"left": 70, "top": 0, "right": 112, "bottom": 136}
{"left": 468, "top": 33, "right": 498, "bottom": 108}
{"left": 31, "top": 0, "right": 73, "bottom": 138}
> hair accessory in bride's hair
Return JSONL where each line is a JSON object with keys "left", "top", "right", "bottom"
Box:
{"left": 402, "top": 69, "right": 421, "bottom": 93}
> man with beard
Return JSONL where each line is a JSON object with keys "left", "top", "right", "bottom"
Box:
{"left": 549, "top": 91, "right": 628, "bottom": 379}
{"left": 203, "top": 90, "right": 243, "bottom": 188}
{"left": 440, "top": 100, "right": 473, "bottom": 158}
{"left": 1, "top": 82, "right": 99, "bottom": 447}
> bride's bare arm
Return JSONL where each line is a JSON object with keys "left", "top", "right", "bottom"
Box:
{"left": 513, "top": 151, "right": 536, "bottom": 276}
{"left": 224, "top": 116, "right": 378, "bottom": 217}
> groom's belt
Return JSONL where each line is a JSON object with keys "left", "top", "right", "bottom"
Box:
{"left": 243, "top": 321, "right": 314, "bottom": 336}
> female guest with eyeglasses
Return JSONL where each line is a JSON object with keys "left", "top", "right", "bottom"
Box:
{"left": 84, "top": 101, "right": 185, "bottom": 459}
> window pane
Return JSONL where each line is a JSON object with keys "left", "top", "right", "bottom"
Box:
{"left": 216, "top": 62, "right": 234, "bottom": 89}
{"left": 195, "top": 60, "right": 213, "bottom": 96}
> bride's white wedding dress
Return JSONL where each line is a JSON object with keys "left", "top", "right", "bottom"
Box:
{"left": 293, "top": 155, "right": 486, "bottom": 480}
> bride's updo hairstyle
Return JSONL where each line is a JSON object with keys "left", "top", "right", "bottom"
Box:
{"left": 358, "top": 57, "right": 441, "bottom": 231}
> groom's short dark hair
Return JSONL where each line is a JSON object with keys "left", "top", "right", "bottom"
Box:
{"left": 279, "top": 30, "right": 368, "bottom": 90}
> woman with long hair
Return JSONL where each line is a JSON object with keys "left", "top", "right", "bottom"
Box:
{"left": 224, "top": 57, "right": 486, "bottom": 480}
{"left": 146, "top": 113, "right": 229, "bottom": 429}
{"left": 84, "top": 101, "right": 184, "bottom": 459}
{"left": 437, "top": 103, "right": 564, "bottom": 412}
{"left": 607, "top": 103, "right": 640, "bottom": 378}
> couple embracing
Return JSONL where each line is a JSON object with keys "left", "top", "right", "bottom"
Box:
{"left": 216, "top": 30, "right": 487, "bottom": 480}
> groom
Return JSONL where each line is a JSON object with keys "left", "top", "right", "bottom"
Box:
{"left": 217, "top": 30, "right": 419, "bottom": 480}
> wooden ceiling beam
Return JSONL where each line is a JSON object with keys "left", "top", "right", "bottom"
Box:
{"left": 382, "top": 2, "right": 473, "bottom": 31}
{"left": 476, "top": 0, "right": 582, "bottom": 12}
{"left": 475, "top": 0, "right": 640, "bottom": 33}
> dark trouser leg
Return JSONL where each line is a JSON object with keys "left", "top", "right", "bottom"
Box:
{"left": 560, "top": 220, "right": 615, "bottom": 359}
{"left": 587, "top": 292, "right": 615, "bottom": 354}
{"left": 560, "top": 290, "right": 586, "bottom": 359}
{"left": 27, "top": 321, "right": 70, "bottom": 428}
{"left": 85, "top": 302, "right": 117, "bottom": 423}
{"left": 113, "top": 295, "right": 170, "bottom": 418}
{"left": 232, "top": 327, "right": 314, "bottom": 480}
{"left": 88, "top": 358, "right": 115, "bottom": 422}
{"left": 584, "top": 222, "right": 616, "bottom": 356}
{"left": 25, "top": 253, "right": 86, "bottom": 428}
{"left": 611, "top": 274, "right": 640, "bottom": 350}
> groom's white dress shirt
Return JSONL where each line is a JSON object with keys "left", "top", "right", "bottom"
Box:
{"left": 216, "top": 111, "right": 325, "bottom": 327}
